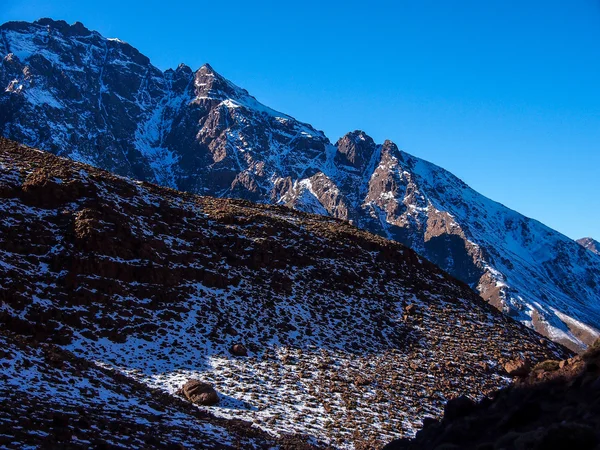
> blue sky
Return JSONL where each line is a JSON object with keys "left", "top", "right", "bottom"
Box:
{"left": 2, "top": 0, "right": 599, "bottom": 240}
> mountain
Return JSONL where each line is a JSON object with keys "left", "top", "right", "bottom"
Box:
{"left": 578, "top": 237, "right": 600, "bottom": 256}
{"left": 1, "top": 18, "right": 600, "bottom": 351}
{"left": 0, "top": 137, "right": 570, "bottom": 448}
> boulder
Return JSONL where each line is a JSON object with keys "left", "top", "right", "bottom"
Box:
{"left": 178, "top": 379, "right": 219, "bottom": 406}
{"left": 504, "top": 358, "right": 531, "bottom": 377}
{"left": 224, "top": 326, "right": 238, "bottom": 336}
{"left": 230, "top": 343, "right": 247, "bottom": 356}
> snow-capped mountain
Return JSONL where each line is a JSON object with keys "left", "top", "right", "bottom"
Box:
{"left": 0, "top": 138, "right": 569, "bottom": 448}
{"left": 578, "top": 237, "right": 600, "bottom": 256}
{"left": 1, "top": 19, "right": 599, "bottom": 351}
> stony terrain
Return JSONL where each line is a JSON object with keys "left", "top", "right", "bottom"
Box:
{"left": 0, "top": 329, "right": 319, "bottom": 449}
{"left": 0, "top": 138, "right": 571, "bottom": 448}
{"left": 2, "top": 19, "right": 599, "bottom": 351}
{"left": 383, "top": 339, "right": 600, "bottom": 450}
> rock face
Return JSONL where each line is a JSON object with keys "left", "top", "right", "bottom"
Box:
{"left": 1, "top": 19, "right": 600, "bottom": 351}
{"left": 0, "top": 138, "right": 571, "bottom": 448}
{"left": 383, "top": 339, "right": 600, "bottom": 450}
{"left": 578, "top": 237, "right": 600, "bottom": 256}
{"left": 179, "top": 380, "right": 219, "bottom": 406}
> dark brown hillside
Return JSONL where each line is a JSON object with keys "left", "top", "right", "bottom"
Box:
{"left": 0, "top": 137, "right": 571, "bottom": 448}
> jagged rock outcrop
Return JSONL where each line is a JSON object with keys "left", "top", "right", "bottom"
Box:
{"left": 578, "top": 237, "right": 600, "bottom": 255}
{"left": 0, "top": 138, "right": 571, "bottom": 448}
{"left": 1, "top": 19, "right": 600, "bottom": 351}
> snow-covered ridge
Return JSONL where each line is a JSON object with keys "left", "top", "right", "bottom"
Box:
{"left": 0, "top": 18, "right": 599, "bottom": 351}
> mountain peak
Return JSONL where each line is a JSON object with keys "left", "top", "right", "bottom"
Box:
{"left": 175, "top": 62, "right": 192, "bottom": 73}
{"left": 335, "top": 130, "right": 377, "bottom": 171}
{"left": 382, "top": 139, "right": 398, "bottom": 149}
{"left": 577, "top": 237, "right": 600, "bottom": 255}
{"left": 33, "top": 17, "right": 69, "bottom": 28}
{"left": 196, "top": 63, "right": 228, "bottom": 82}
{"left": 340, "top": 130, "right": 374, "bottom": 143}
{"left": 381, "top": 139, "right": 401, "bottom": 156}
{"left": 199, "top": 62, "right": 216, "bottom": 74}
{"left": 193, "top": 62, "right": 244, "bottom": 101}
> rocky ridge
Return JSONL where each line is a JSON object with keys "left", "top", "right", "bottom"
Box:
{"left": 1, "top": 19, "right": 599, "bottom": 351}
{"left": 0, "top": 138, "right": 570, "bottom": 448}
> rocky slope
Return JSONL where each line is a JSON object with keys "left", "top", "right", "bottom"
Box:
{"left": 0, "top": 329, "right": 318, "bottom": 450}
{"left": 0, "top": 138, "right": 571, "bottom": 448}
{"left": 578, "top": 237, "right": 600, "bottom": 256}
{"left": 383, "top": 339, "right": 600, "bottom": 450}
{"left": 1, "top": 19, "right": 599, "bottom": 351}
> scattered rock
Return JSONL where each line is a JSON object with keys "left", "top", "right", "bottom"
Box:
{"left": 0, "top": 137, "right": 574, "bottom": 446}
{"left": 559, "top": 359, "right": 568, "bottom": 369}
{"left": 224, "top": 326, "right": 238, "bottom": 336}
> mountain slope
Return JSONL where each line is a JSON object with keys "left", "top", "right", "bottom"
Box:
{"left": 353, "top": 146, "right": 600, "bottom": 352}
{"left": 0, "top": 138, "right": 570, "bottom": 448}
{"left": 0, "top": 329, "right": 317, "bottom": 450}
{"left": 1, "top": 19, "right": 599, "bottom": 351}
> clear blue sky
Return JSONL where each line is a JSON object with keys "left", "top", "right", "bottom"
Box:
{"left": 2, "top": 0, "right": 599, "bottom": 240}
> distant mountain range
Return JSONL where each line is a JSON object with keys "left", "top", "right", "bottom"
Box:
{"left": 1, "top": 18, "right": 599, "bottom": 351}
{"left": 0, "top": 137, "right": 569, "bottom": 447}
